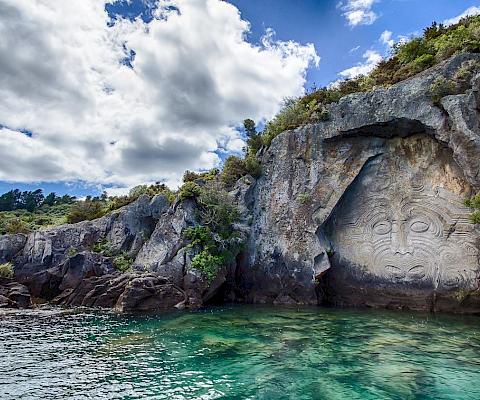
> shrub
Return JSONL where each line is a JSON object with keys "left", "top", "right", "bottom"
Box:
{"left": 67, "top": 200, "right": 105, "bottom": 223}
{"left": 190, "top": 250, "right": 225, "bottom": 282}
{"left": 245, "top": 154, "right": 262, "bottom": 178}
{"left": 221, "top": 156, "right": 248, "bottom": 188}
{"left": 465, "top": 193, "right": 480, "bottom": 224}
{"left": 92, "top": 238, "right": 113, "bottom": 257}
{"left": 179, "top": 181, "right": 202, "bottom": 200}
{"left": 298, "top": 193, "right": 311, "bottom": 204}
{"left": 67, "top": 247, "right": 78, "bottom": 257}
{"left": 184, "top": 187, "right": 243, "bottom": 282}
{"left": 0, "top": 262, "right": 14, "bottom": 279}
{"left": 183, "top": 169, "right": 220, "bottom": 183}
{"left": 429, "top": 76, "right": 457, "bottom": 105}
{"left": 113, "top": 251, "right": 134, "bottom": 272}
{"left": 5, "top": 218, "right": 30, "bottom": 234}
{"left": 196, "top": 188, "right": 240, "bottom": 234}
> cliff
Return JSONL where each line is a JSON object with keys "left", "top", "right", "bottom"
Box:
{"left": 1, "top": 53, "right": 480, "bottom": 313}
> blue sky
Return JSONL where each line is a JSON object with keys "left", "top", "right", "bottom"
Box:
{"left": 1, "top": 0, "right": 479, "bottom": 197}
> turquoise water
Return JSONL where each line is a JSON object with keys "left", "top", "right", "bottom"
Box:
{"left": 1, "top": 306, "right": 480, "bottom": 400}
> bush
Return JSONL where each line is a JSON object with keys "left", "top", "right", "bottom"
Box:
{"left": 197, "top": 188, "right": 240, "bottom": 234}
{"left": 5, "top": 218, "right": 30, "bottom": 234}
{"left": 184, "top": 186, "right": 243, "bottom": 282}
{"left": 0, "top": 262, "right": 14, "bottom": 279}
{"left": 185, "top": 226, "right": 228, "bottom": 282}
{"left": 179, "top": 181, "right": 202, "bottom": 200}
{"left": 245, "top": 154, "right": 262, "bottom": 178}
{"left": 113, "top": 251, "right": 134, "bottom": 272}
{"left": 298, "top": 193, "right": 311, "bottom": 204}
{"left": 465, "top": 192, "right": 480, "bottom": 224}
{"left": 67, "top": 200, "right": 105, "bottom": 223}
{"left": 221, "top": 156, "right": 248, "bottom": 188}
{"left": 429, "top": 76, "right": 457, "bottom": 105}
{"left": 92, "top": 238, "right": 113, "bottom": 257}
{"left": 190, "top": 250, "right": 225, "bottom": 282}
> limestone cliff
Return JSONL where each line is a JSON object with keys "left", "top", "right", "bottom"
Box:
{"left": 1, "top": 53, "right": 479, "bottom": 313}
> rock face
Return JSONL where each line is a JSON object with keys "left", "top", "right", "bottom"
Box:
{"left": 244, "top": 53, "right": 480, "bottom": 312}
{"left": 1, "top": 53, "right": 480, "bottom": 313}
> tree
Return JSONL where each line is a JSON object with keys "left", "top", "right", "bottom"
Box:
{"left": 243, "top": 119, "right": 257, "bottom": 138}
{"left": 43, "top": 192, "right": 57, "bottom": 206}
{"left": 19, "top": 189, "right": 44, "bottom": 212}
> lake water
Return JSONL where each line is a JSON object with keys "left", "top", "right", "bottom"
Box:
{"left": 1, "top": 305, "right": 480, "bottom": 400}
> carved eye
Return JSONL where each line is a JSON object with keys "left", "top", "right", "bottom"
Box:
{"left": 408, "top": 265, "right": 425, "bottom": 279}
{"left": 373, "top": 221, "right": 391, "bottom": 235}
{"left": 410, "top": 221, "right": 429, "bottom": 233}
{"left": 385, "top": 265, "right": 404, "bottom": 279}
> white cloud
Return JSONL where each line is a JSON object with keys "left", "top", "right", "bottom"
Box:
{"left": 339, "top": 50, "right": 382, "bottom": 79}
{"left": 338, "top": 0, "right": 379, "bottom": 27}
{"left": 443, "top": 6, "right": 480, "bottom": 26}
{"left": 380, "top": 30, "right": 394, "bottom": 48}
{"left": 0, "top": 0, "right": 319, "bottom": 188}
{"left": 349, "top": 45, "right": 361, "bottom": 53}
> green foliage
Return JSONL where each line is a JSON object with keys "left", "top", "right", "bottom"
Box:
{"left": 107, "top": 183, "right": 176, "bottom": 211}
{"left": 67, "top": 247, "right": 78, "bottom": 258}
{"left": 4, "top": 218, "right": 30, "bottom": 234}
{"left": 262, "top": 97, "right": 328, "bottom": 147}
{"left": 298, "top": 193, "right": 312, "bottom": 204}
{"left": 92, "top": 238, "right": 113, "bottom": 257}
{"left": 113, "top": 251, "right": 134, "bottom": 272}
{"left": 197, "top": 188, "right": 240, "bottom": 233}
{"left": 179, "top": 181, "right": 202, "bottom": 200}
{"left": 190, "top": 250, "right": 225, "bottom": 282}
{"left": 0, "top": 262, "right": 14, "bottom": 279}
{"left": 185, "top": 226, "right": 229, "bottom": 283}
{"left": 221, "top": 156, "right": 248, "bottom": 188}
{"left": 244, "top": 154, "right": 262, "bottom": 178}
{"left": 183, "top": 186, "right": 243, "bottom": 282}
{"left": 183, "top": 169, "right": 220, "bottom": 183}
{"left": 0, "top": 189, "right": 75, "bottom": 212}
{"left": 243, "top": 118, "right": 257, "bottom": 138}
{"left": 472, "top": 211, "right": 480, "bottom": 224}
{"left": 465, "top": 192, "right": 480, "bottom": 224}
{"left": 429, "top": 76, "right": 457, "bottom": 105}
{"left": 0, "top": 203, "right": 72, "bottom": 234}
{"left": 66, "top": 199, "right": 105, "bottom": 224}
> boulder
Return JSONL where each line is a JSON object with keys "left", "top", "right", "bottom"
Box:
{"left": 0, "top": 278, "right": 31, "bottom": 308}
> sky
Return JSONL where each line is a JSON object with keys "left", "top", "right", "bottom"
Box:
{"left": 0, "top": 0, "right": 479, "bottom": 197}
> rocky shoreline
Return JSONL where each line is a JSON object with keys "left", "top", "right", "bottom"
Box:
{"left": 1, "top": 53, "right": 480, "bottom": 314}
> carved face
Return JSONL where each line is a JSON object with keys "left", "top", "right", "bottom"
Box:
{"left": 329, "top": 162, "right": 479, "bottom": 290}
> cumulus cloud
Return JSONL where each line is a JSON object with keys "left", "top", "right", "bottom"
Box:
{"left": 0, "top": 0, "right": 319, "bottom": 188}
{"left": 339, "top": 50, "right": 382, "bottom": 79}
{"left": 443, "top": 6, "right": 480, "bottom": 26}
{"left": 338, "top": 0, "right": 379, "bottom": 27}
{"left": 380, "top": 30, "right": 394, "bottom": 48}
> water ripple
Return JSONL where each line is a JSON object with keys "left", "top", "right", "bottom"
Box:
{"left": 1, "top": 306, "right": 480, "bottom": 399}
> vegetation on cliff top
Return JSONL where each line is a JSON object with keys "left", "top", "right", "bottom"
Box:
{"left": 261, "top": 15, "right": 480, "bottom": 146}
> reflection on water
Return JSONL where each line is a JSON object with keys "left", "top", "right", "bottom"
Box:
{"left": 1, "top": 305, "right": 480, "bottom": 399}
